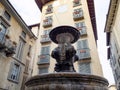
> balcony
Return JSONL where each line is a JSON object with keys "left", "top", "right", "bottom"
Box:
{"left": 73, "top": 9, "right": 84, "bottom": 21}
{"left": 0, "top": 34, "right": 17, "bottom": 57}
{"left": 43, "top": 17, "right": 52, "bottom": 28}
{"left": 73, "top": 0, "right": 81, "bottom": 7}
{"left": 76, "top": 26, "right": 87, "bottom": 36}
{"left": 77, "top": 49, "right": 91, "bottom": 60}
{"left": 40, "top": 34, "right": 51, "bottom": 43}
{"left": 37, "top": 55, "right": 50, "bottom": 65}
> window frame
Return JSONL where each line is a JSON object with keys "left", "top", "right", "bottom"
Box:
{"left": 8, "top": 62, "right": 21, "bottom": 83}
{"left": 77, "top": 39, "right": 91, "bottom": 60}
{"left": 4, "top": 10, "right": 11, "bottom": 21}
{"left": 15, "top": 37, "right": 26, "bottom": 61}
{"left": 40, "top": 46, "right": 50, "bottom": 55}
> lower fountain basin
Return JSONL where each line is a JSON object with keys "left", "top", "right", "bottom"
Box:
{"left": 25, "top": 72, "right": 109, "bottom": 90}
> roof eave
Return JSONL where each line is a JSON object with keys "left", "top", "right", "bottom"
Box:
{"left": 1, "top": 0, "right": 37, "bottom": 40}
{"left": 104, "top": 0, "right": 120, "bottom": 32}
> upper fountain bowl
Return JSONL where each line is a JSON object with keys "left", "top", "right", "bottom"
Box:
{"left": 49, "top": 26, "right": 80, "bottom": 44}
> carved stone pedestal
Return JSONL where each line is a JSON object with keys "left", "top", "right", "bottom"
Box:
{"left": 25, "top": 72, "right": 108, "bottom": 90}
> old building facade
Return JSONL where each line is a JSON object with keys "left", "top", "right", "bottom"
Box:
{"left": 0, "top": 0, "right": 38, "bottom": 90}
{"left": 108, "top": 85, "right": 117, "bottom": 90}
{"left": 32, "top": 0, "right": 103, "bottom": 77}
{"left": 105, "top": 0, "right": 120, "bottom": 89}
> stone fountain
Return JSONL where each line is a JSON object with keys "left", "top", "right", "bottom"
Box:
{"left": 25, "top": 26, "right": 108, "bottom": 90}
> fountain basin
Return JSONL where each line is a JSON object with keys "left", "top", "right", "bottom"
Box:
{"left": 25, "top": 72, "right": 108, "bottom": 90}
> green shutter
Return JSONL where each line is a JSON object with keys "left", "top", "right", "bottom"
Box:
{"left": 80, "top": 27, "right": 87, "bottom": 35}
{"left": 41, "top": 46, "right": 50, "bottom": 55}
{"left": 77, "top": 40, "right": 88, "bottom": 49}
{"left": 39, "top": 67, "right": 48, "bottom": 74}
{"left": 79, "top": 62, "right": 91, "bottom": 74}
{"left": 38, "top": 55, "right": 50, "bottom": 64}
{"left": 77, "top": 40, "right": 90, "bottom": 59}
{"left": 77, "top": 49, "right": 90, "bottom": 59}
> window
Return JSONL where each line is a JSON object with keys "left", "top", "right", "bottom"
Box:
{"left": 27, "top": 45, "right": 32, "bottom": 57}
{"left": 15, "top": 38, "right": 25, "bottom": 60}
{"left": 73, "top": 0, "right": 81, "bottom": 6}
{"left": 77, "top": 40, "right": 91, "bottom": 60}
{"left": 4, "top": 11, "right": 11, "bottom": 21}
{"left": 43, "top": 16, "right": 52, "bottom": 28}
{"left": 38, "top": 67, "right": 48, "bottom": 74}
{"left": 73, "top": 8, "right": 84, "bottom": 21}
{"left": 41, "top": 46, "right": 50, "bottom": 55}
{"left": 114, "top": 67, "right": 120, "bottom": 80}
{"left": 38, "top": 55, "right": 50, "bottom": 65}
{"left": 75, "top": 22, "right": 87, "bottom": 35}
{"left": 46, "top": 4, "right": 53, "bottom": 14}
{"left": 8, "top": 62, "right": 21, "bottom": 83}
{"left": 41, "top": 30, "right": 51, "bottom": 43}
{"left": 21, "top": 31, "right": 26, "bottom": 39}
{"left": 79, "top": 62, "right": 91, "bottom": 74}
{"left": 0, "top": 23, "right": 7, "bottom": 43}
{"left": 118, "top": 57, "right": 120, "bottom": 68}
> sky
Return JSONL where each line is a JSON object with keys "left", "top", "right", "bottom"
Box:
{"left": 9, "top": 0, "right": 115, "bottom": 85}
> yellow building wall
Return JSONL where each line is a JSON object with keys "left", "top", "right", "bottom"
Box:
{"left": 108, "top": 85, "right": 117, "bottom": 90}
{"left": 0, "top": 3, "right": 35, "bottom": 90}
{"left": 33, "top": 0, "right": 103, "bottom": 77}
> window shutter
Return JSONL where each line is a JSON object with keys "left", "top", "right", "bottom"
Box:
{"left": 77, "top": 40, "right": 88, "bottom": 49}
{"left": 80, "top": 9, "right": 83, "bottom": 16}
{"left": 0, "top": 24, "right": 7, "bottom": 42}
{"left": 82, "top": 40, "right": 88, "bottom": 49}
{"left": 15, "top": 38, "right": 25, "bottom": 60}
{"left": 41, "top": 46, "right": 50, "bottom": 55}
{"left": 80, "top": 27, "right": 87, "bottom": 35}
{"left": 17, "top": 66, "right": 21, "bottom": 81}
{"left": 77, "top": 40, "right": 90, "bottom": 59}
{"left": 39, "top": 67, "right": 48, "bottom": 74}
{"left": 39, "top": 55, "right": 50, "bottom": 63}
{"left": 77, "top": 41, "right": 82, "bottom": 49}
{"left": 79, "top": 62, "right": 91, "bottom": 74}
{"left": 8, "top": 62, "right": 14, "bottom": 79}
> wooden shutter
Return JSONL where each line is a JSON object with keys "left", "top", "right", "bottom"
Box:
{"left": 79, "top": 62, "right": 91, "bottom": 74}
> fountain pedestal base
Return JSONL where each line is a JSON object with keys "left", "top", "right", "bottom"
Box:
{"left": 25, "top": 72, "right": 108, "bottom": 90}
